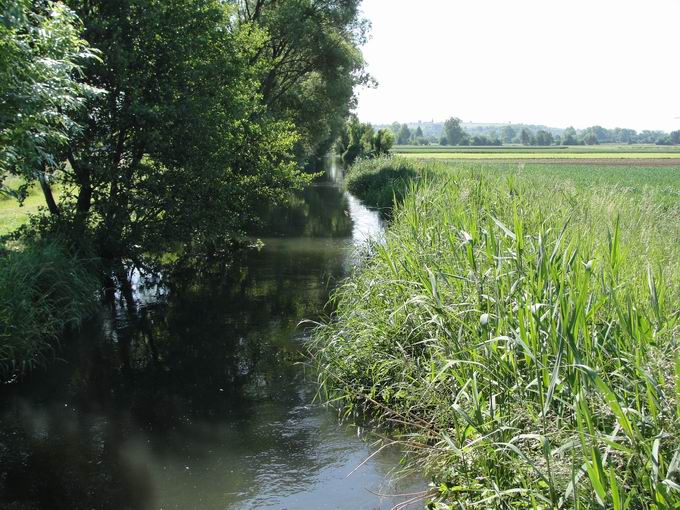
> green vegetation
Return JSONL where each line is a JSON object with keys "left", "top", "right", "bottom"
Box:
{"left": 344, "top": 156, "right": 416, "bottom": 211}
{"left": 0, "top": 0, "right": 100, "bottom": 213}
{"left": 335, "top": 117, "right": 394, "bottom": 165}
{"left": 393, "top": 145, "right": 680, "bottom": 154}
{"left": 0, "top": 182, "right": 50, "bottom": 235}
{"left": 1, "top": 0, "right": 368, "bottom": 265}
{"left": 443, "top": 117, "right": 468, "bottom": 146}
{"left": 399, "top": 152, "right": 680, "bottom": 160}
{"left": 313, "top": 157, "right": 680, "bottom": 508}
{"left": 0, "top": 0, "right": 368, "bottom": 377}
{"left": 385, "top": 120, "right": 680, "bottom": 147}
{"left": 0, "top": 240, "right": 98, "bottom": 377}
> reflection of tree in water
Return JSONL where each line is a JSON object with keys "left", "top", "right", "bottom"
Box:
{"left": 0, "top": 407, "right": 153, "bottom": 510}
{"left": 0, "top": 235, "right": 349, "bottom": 509}
{"left": 252, "top": 181, "right": 354, "bottom": 238}
{"left": 118, "top": 242, "right": 344, "bottom": 418}
{"left": 0, "top": 168, "right": 362, "bottom": 509}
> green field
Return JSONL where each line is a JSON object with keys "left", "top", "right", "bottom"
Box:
{"left": 393, "top": 144, "right": 680, "bottom": 154}
{"left": 392, "top": 144, "right": 680, "bottom": 161}
{"left": 314, "top": 157, "right": 680, "bottom": 509}
{"left": 399, "top": 151, "right": 680, "bottom": 160}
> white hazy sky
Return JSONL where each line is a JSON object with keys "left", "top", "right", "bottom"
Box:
{"left": 355, "top": 0, "right": 680, "bottom": 131}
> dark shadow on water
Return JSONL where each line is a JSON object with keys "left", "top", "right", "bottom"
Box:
{"left": 0, "top": 159, "right": 422, "bottom": 510}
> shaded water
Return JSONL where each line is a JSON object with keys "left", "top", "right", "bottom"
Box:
{"left": 0, "top": 159, "right": 422, "bottom": 509}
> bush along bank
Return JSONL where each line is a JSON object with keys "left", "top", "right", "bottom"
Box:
{"left": 0, "top": 240, "right": 99, "bottom": 378}
{"left": 344, "top": 155, "right": 420, "bottom": 213}
{"left": 314, "top": 158, "right": 680, "bottom": 508}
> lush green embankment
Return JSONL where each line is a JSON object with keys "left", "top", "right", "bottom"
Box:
{"left": 0, "top": 180, "right": 95, "bottom": 378}
{"left": 314, "top": 157, "right": 680, "bottom": 508}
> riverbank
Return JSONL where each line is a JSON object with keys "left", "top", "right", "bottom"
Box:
{"left": 0, "top": 161, "right": 425, "bottom": 510}
{"left": 313, "top": 157, "right": 680, "bottom": 508}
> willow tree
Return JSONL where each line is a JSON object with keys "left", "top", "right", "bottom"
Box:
{"left": 238, "top": 0, "right": 372, "bottom": 160}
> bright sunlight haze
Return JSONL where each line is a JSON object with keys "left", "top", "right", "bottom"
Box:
{"left": 356, "top": 0, "right": 680, "bottom": 131}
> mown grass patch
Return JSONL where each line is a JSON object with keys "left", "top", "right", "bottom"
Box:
{"left": 313, "top": 157, "right": 680, "bottom": 508}
{"left": 0, "top": 182, "right": 48, "bottom": 236}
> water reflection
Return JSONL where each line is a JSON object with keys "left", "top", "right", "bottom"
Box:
{"left": 0, "top": 159, "right": 422, "bottom": 510}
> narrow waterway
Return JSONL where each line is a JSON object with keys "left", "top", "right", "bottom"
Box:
{"left": 0, "top": 159, "right": 422, "bottom": 510}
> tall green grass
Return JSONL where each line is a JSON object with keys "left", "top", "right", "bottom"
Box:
{"left": 344, "top": 155, "right": 419, "bottom": 212}
{"left": 313, "top": 158, "right": 680, "bottom": 508}
{"left": 0, "top": 240, "right": 99, "bottom": 377}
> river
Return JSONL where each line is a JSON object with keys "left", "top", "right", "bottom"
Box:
{"left": 0, "top": 159, "right": 422, "bottom": 510}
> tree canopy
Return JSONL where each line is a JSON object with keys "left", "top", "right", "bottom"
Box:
{"left": 443, "top": 117, "right": 466, "bottom": 146}
{"left": 0, "top": 0, "right": 100, "bottom": 207}
{"left": 1, "top": 0, "right": 369, "bottom": 274}
{"left": 336, "top": 116, "right": 393, "bottom": 165}
{"left": 237, "top": 0, "right": 371, "bottom": 160}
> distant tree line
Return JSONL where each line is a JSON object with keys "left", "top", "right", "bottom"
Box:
{"left": 383, "top": 119, "right": 680, "bottom": 146}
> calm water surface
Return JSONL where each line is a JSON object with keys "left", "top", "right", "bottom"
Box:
{"left": 0, "top": 160, "right": 423, "bottom": 510}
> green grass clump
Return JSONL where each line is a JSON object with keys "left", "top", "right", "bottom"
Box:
{"left": 313, "top": 159, "right": 680, "bottom": 508}
{"left": 0, "top": 240, "right": 99, "bottom": 377}
{"left": 344, "top": 155, "right": 419, "bottom": 212}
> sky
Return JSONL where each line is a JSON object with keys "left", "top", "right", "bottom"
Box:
{"left": 355, "top": 0, "right": 680, "bottom": 132}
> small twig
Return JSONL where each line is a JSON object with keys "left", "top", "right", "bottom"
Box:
{"left": 346, "top": 440, "right": 400, "bottom": 479}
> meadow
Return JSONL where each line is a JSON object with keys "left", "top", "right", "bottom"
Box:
{"left": 313, "top": 157, "right": 680, "bottom": 509}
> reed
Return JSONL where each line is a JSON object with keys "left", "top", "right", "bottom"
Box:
{"left": 313, "top": 158, "right": 680, "bottom": 508}
{"left": 0, "top": 240, "right": 99, "bottom": 377}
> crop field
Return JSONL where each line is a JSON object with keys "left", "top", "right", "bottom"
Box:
{"left": 398, "top": 151, "right": 680, "bottom": 158}
{"left": 314, "top": 157, "right": 680, "bottom": 509}
{"left": 393, "top": 144, "right": 680, "bottom": 154}
{"left": 394, "top": 146, "right": 680, "bottom": 165}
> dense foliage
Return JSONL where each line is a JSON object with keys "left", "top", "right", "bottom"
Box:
{"left": 2, "top": 0, "right": 370, "bottom": 267}
{"left": 0, "top": 0, "right": 100, "bottom": 209}
{"left": 314, "top": 158, "right": 680, "bottom": 508}
{"left": 46, "top": 0, "right": 311, "bottom": 266}
{"left": 335, "top": 117, "right": 393, "bottom": 165}
{"left": 0, "top": 0, "right": 367, "bottom": 376}
{"left": 237, "top": 0, "right": 371, "bottom": 160}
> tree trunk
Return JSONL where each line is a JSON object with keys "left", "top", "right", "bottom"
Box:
{"left": 38, "top": 171, "right": 60, "bottom": 216}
